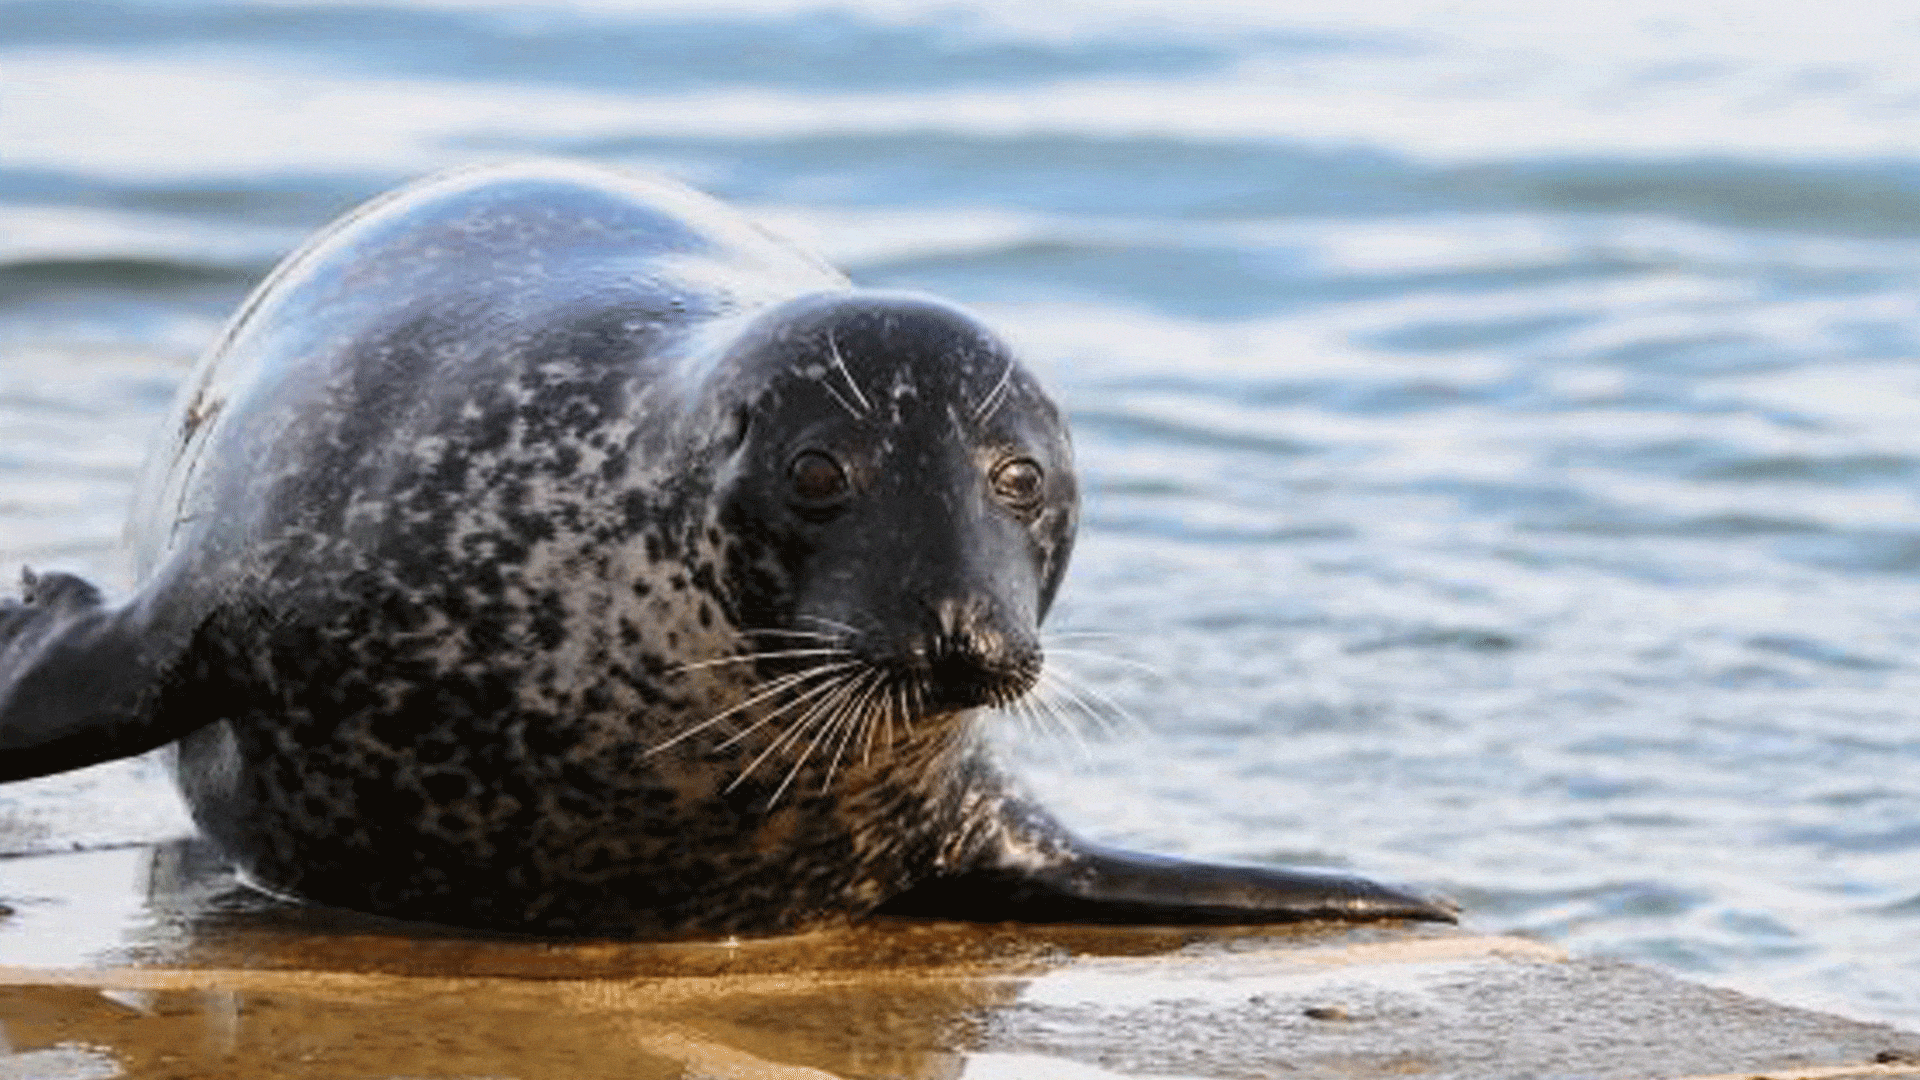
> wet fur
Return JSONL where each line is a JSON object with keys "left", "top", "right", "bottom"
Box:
{"left": 0, "top": 161, "right": 1455, "bottom": 934}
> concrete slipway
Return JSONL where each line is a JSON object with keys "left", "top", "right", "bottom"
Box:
{"left": 2, "top": 841, "right": 1919, "bottom": 1080}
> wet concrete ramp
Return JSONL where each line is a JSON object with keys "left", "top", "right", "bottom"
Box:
{"left": 3, "top": 843, "right": 1918, "bottom": 1079}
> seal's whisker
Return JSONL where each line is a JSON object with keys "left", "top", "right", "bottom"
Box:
{"left": 743, "top": 628, "right": 847, "bottom": 642}
{"left": 994, "top": 695, "right": 1025, "bottom": 738}
{"left": 819, "top": 381, "right": 862, "bottom": 420}
{"left": 1041, "top": 694, "right": 1085, "bottom": 749}
{"left": 1042, "top": 646, "right": 1164, "bottom": 678}
{"left": 1059, "top": 666, "right": 1142, "bottom": 734}
{"left": 899, "top": 682, "right": 921, "bottom": 733}
{"left": 1024, "top": 688, "right": 1064, "bottom": 740}
{"left": 1038, "top": 667, "right": 1111, "bottom": 736}
{"left": 999, "top": 693, "right": 1045, "bottom": 743}
{"left": 725, "top": 671, "right": 858, "bottom": 795}
{"left": 880, "top": 680, "right": 902, "bottom": 748}
{"left": 775, "top": 671, "right": 862, "bottom": 757}
{"left": 878, "top": 682, "right": 920, "bottom": 742}
{"left": 799, "top": 677, "right": 859, "bottom": 777}
{"left": 972, "top": 358, "right": 1015, "bottom": 423}
{"left": 758, "top": 673, "right": 865, "bottom": 804}
{"left": 818, "top": 680, "right": 870, "bottom": 791}
{"left": 848, "top": 670, "right": 886, "bottom": 767}
{"left": 1016, "top": 673, "right": 1068, "bottom": 738}
{"left": 1044, "top": 665, "right": 1142, "bottom": 738}
{"left": 1030, "top": 675, "right": 1094, "bottom": 753}
{"left": 825, "top": 331, "right": 873, "bottom": 416}
{"left": 1029, "top": 695, "right": 1071, "bottom": 746}
{"left": 846, "top": 670, "right": 881, "bottom": 761}
{"left": 668, "top": 647, "right": 849, "bottom": 674}
{"left": 711, "top": 673, "right": 841, "bottom": 752}
{"left": 1026, "top": 694, "right": 1066, "bottom": 743}
{"left": 796, "top": 614, "right": 863, "bottom": 636}
{"left": 648, "top": 660, "right": 860, "bottom": 754}
{"left": 829, "top": 670, "right": 907, "bottom": 788}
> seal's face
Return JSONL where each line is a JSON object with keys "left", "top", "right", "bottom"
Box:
{"left": 715, "top": 295, "right": 1077, "bottom": 723}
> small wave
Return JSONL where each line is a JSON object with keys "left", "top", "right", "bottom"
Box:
{"left": 1346, "top": 627, "right": 1521, "bottom": 653}
{"left": 1074, "top": 409, "right": 1317, "bottom": 457}
{"left": 1778, "top": 822, "right": 1920, "bottom": 854}
{"left": 1364, "top": 312, "right": 1595, "bottom": 352}
{"left": 1745, "top": 633, "right": 1898, "bottom": 671}
{"left": 578, "top": 138, "right": 1920, "bottom": 246}
{"left": 0, "top": 0, "right": 1262, "bottom": 95}
{"left": 1446, "top": 157, "right": 1920, "bottom": 239}
{"left": 576, "top": 131, "right": 1445, "bottom": 219}
{"left": 1704, "top": 452, "right": 1920, "bottom": 484}
{"left": 1537, "top": 510, "right": 1827, "bottom": 538}
{"left": 847, "top": 227, "right": 1657, "bottom": 321}
{"left": 1083, "top": 513, "right": 1350, "bottom": 546}
{"left": 1459, "top": 879, "right": 1708, "bottom": 923}
{"left": 1075, "top": 388, "right": 1339, "bottom": 460}
{"left": 0, "top": 257, "right": 252, "bottom": 302}
{"left": 1547, "top": 439, "right": 1920, "bottom": 487}
{"left": 1779, "top": 530, "right": 1920, "bottom": 576}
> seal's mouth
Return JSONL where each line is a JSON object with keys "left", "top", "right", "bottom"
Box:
{"left": 907, "top": 642, "right": 1041, "bottom": 713}
{"left": 807, "top": 608, "right": 1043, "bottom": 716}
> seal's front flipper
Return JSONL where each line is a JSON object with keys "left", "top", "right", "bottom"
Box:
{"left": 0, "top": 569, "right": 188, "bottom": 782}
{"left": 881, "top": 839, "right": 1458, "bottom": 925}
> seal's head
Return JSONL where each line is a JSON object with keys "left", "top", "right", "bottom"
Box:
{"left": 710, "top": 293, "right": 1077, "bottom": 721}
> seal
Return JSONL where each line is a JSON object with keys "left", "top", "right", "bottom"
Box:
{"left": 0, "top": 161, "right": 1455, "bottom": 934}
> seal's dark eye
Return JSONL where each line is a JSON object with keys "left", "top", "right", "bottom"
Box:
{"left": 788, "top": 450, "right": 849, "bottom": 505}
{"left": 991, "top": 458, "right": 1044, "bottom": 512}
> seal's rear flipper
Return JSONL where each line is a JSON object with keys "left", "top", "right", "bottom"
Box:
{"left": 0, "top": 569, "right": 191, "bottom": 782}
{"left": 879, "top": 840, "right": 1459, "bottom": 925}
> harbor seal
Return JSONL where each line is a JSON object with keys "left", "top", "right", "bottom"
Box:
{"left": 0, "top": 161, "right": 1455, "bottom": 934}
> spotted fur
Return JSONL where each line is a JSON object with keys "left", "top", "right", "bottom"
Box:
{"left": 0, "top": 161, "right": 1456, "bottom": 934}
{"left": 121, "top": 162, "right": 1076, "bottom": 933}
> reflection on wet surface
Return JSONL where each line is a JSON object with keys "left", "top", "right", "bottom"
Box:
{"left": 0, "top": 840, "right": 1461, "bottom": 1079}
{"left": 8, "top": 841, "right": 1920, "bottom": 1079}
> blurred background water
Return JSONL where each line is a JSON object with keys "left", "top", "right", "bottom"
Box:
{"left": 4, "top": 0, "right": 1920, "bottom": 1028}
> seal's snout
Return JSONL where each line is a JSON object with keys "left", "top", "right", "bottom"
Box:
{"left": 923, "top": 628, "right": 1041, "bottom": 710}
{"left": 830, "top": 597, "right": 1041, "bottom": 713}
{"left": 908, "top": 597, "right": 1042, "bottom": 711}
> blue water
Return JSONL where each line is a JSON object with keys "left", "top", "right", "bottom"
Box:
{"left": 4, "top": 0, "right": 1920, "bottom": 1027}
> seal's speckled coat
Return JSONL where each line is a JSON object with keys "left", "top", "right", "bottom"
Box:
{"left": 0, "top": 161, "right": 1455, "bottom": 934}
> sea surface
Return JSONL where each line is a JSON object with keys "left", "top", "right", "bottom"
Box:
{"left": 4, "top": 0, "right": 1920, "bottom": 1028}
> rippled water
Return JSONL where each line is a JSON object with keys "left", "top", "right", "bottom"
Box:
{"left": 4, "top": 0, "right": 1920, "bottom": 1028}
